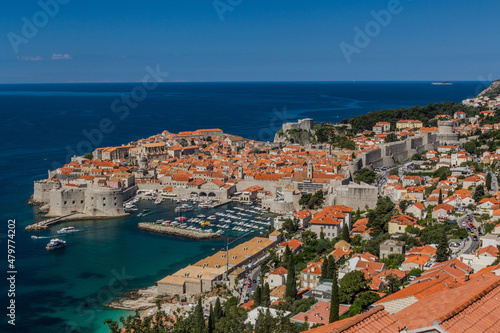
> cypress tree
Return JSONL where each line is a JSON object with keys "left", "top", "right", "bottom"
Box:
{"left": 327, "top": 255, "right": 336, "bottom": 280}
{"left": 329, "top": 262, "right": 339, "bottom": 323}
{"left": 486, "top": 172, "right": 492, "bottom": 190}
{"left": 193, "top": 298, "right": 205, "bottom": 332}
{"left": 436, "top": 230, "right": 450, "bottom": 262}
{"left": 283, "top": 245, "right": 291, "bottom": 265}
{"left": 254, "top": 285, "right": 262, "bottom": 306}
{"left": 322, "top": 256, "right": 329, "bottom": 280}
{"left": 438, "top": 189, "right": 443, "bottom": 205}
{"left": 213, "top": 297, "right": 223, "bottom": 321}
{"left": 342, "top": 224, "right": 350, "bottom": 243}
{"left": 208, "top": 304, "right": 214, "bottom": 333}
{"left": 262, "top": 282, "right": 271, "bottom": 307}
{"left": 285, "top": 252, "right": 297, "bottom": 301}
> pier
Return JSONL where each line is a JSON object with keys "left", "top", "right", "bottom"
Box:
{"left": 137, "top": 222, "right": 221, "bottom": 240}
{"left": 25, "top": 213, "right": 77, "bottom": 230}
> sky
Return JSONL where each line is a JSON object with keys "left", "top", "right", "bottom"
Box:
{"left": 0, "top": 0, "right": 499, "bottom": 83}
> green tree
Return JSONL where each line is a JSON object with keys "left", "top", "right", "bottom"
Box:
{"left": 193, "top": 298, "right": 206, "bottom": 332}
{"left": 486, "top": 172, "right": 492, "bottom": 190}
{"left": 341, "top": 140, "right": 356, "bottom": 150}
{"left": 347, "top": 292, "right": 381, "bottom": 317}
{"left": 389, "top": 168, "right": 399, "bottom": 176}
{"left": 262, "top": 283, "right": 271, "bottom": 307}
{"left": 208, "top": 304, "right": 215, "bottom": 333}
{"left": 474, "top": 186, "right": 485, "bottom": 203}
{"left": 399, "top": 200, "right": 410, "bottom": 213}
{"left": 321, "top": 256, "right": 329, "bottom": 279}
{"left": 285, "top": 252, "right": 297, "bottom": 301}
{"left": 254, "top": 285, "right": 262, "bottom": 306}
{"left": 438, "top": 189, "right": 443, "bottom": 205}
{"left": 385, "top": 132, "right": 398, "bottom": 143}
{"left": 83, "top": 152, "right": 93, "bottom": 160}
{"left": 339, "top": 270, "right": 368, "bottom": 304}
{"left": 436, "top": 231, "right": 450, "bottom": 262}
{"left": 329, "top": 262, "right": 339, "bottom": 323}
{"left": 367, "top": 197, "right": 395, "bottom": 236}
{"left": 214, "top": 297, "right": 223, "bottom": 322}
{"left": 342, "top": 224, "right": 350, "bottom": 242}
{"left": 384, "top": 274, "right": 401, "bottom": 294}
{"left": 327, "top": 255, "right": 336, "bottom": 280}
{"left": 353, "top": 168, "right": 378, "bottom": 183}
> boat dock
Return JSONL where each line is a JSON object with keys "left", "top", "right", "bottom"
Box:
{"left": 211, "top": 199, "right": 232, "bottom": 208}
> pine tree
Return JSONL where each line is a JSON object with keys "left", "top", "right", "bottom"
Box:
{"left": 438, "top": 189, "right": 443, "bottom": 204}
{"left": 262, "top": 282, "right": 271, "bottom": 307}
{"left": 329, "top": 261, "right": 339, "bottom": 323}
{"left": 213, "top": 297, "right": 223, "bottom": 322}
{"left": 285, "top": 252, "right": 297, "bottom": 301}
{"left": 342, "top": 223, "right": 350, "bottom": 243}
{"left": 436, "top": 230, "right": 450, "bottom": 262}
{"left": 321, "top": 256, "right": 329, "bottom": 280}
{"left": 192, "top": 298, "right": 205, "bottom": 332}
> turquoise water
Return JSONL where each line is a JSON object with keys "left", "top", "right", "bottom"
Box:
{"left": 0, "top": 81, "right": 484, "bottom": 332}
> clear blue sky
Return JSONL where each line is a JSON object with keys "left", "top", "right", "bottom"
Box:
{"left": 0, "top": 0, "right": 499, "bottom": 83}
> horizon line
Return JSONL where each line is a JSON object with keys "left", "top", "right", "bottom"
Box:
{"left": 0, "top": 80, "right": 495, "bottom": 85}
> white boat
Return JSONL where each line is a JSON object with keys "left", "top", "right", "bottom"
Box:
{"left": 57, "top": 226, "right": 77, "bottom": 234}
{"left": 46, "top": 238, "right": 66, "bottom": 251}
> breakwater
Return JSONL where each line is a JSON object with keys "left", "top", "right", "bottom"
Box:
{"left": 137, "top": 223, "right": 221, "bottom": 240}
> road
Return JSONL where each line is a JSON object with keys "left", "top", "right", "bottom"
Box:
{"left": 455, "top": 212, "right": 481, "bottom": 256}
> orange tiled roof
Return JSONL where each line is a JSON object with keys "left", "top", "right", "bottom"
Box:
{"left": 304, "top": 305, "right": 403, "bottom": 333}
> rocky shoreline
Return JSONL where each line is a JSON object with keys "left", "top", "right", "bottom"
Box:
{"left": 137, "top": 223, "right": 221, "bottom": 240}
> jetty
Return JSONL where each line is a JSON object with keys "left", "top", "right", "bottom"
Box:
{"left": 25, "top": 213, "right": 77, "bottom": 230}
{"left": 137, "top": 223, "right": 221, "bottom": 240}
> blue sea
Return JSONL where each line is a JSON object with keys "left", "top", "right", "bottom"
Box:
{"left": 0, "top": 81, "right": 486, "bottom": 332}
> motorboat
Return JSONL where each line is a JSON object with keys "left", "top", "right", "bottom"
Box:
{"left": 46, "top": 238, "right": 66, "bottom": 251}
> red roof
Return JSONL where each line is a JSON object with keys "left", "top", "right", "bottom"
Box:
{"left": 304, "top": 305, "right": 402, "bottom": 333}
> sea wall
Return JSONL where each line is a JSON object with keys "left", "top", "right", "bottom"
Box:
{"left": 137, "top": 223, "right": 220, "bottom": 240}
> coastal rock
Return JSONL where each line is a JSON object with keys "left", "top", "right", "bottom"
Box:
{"left": 478, "top": 79, "right": 500, "bottom": 97}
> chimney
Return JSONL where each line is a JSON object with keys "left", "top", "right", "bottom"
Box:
{"left": 465, "top": 272, "right": 470, "bottom": 281}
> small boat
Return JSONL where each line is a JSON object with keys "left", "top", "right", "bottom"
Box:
{"left": 46, "top": 238, "right": 66, "bottom": 251}
{"left": 207, "top": 215, "right": 216, "bottom": 220}
{"left": 31, "top": 235, "right": 39, "bottom": 239}
{"left": 178, "top": 217, "right": 187, "bottom": 222}
{"left": 57, "top": 226, "right": 76, "bottom": 234}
